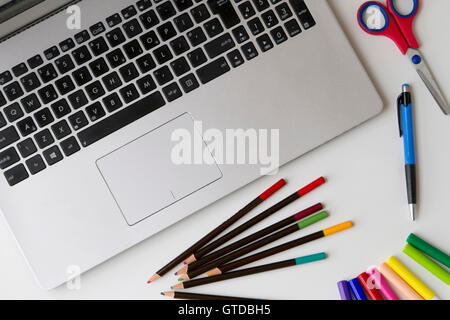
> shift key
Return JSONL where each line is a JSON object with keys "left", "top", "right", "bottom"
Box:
{"left": 196, "top": 57, "right": 231, "bottom": 84}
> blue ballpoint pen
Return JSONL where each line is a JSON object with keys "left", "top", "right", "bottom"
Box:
{"left": 397, "top": 84, "right": 417, "bottom": 221}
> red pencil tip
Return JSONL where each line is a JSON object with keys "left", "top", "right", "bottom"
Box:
{"left": 147, "top": 280, "right": 151, "bottom": 284}
{"left": 183, "top": 261, "right": 187, "bottom": 265}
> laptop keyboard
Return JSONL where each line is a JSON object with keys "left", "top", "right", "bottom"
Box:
{"left": 0, "top": 0, "right": 315, "bottom": 187}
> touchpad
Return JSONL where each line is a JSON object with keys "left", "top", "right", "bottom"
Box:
{"left": 96, "top": 114, "right": 222, "bottom": 226}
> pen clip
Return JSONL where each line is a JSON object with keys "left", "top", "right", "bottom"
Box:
{"left": 397, "top": 94, "right": 403, "bottom": 137}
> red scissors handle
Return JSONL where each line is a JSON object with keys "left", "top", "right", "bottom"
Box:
{"left": 387, "top": 0, "right": 419, "bottom": 49}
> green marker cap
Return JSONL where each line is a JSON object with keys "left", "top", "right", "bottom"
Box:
{"left": 297, "top": 211, "right": 328, "bottom": 229}
{"left": 407, "top": 233, "right": 450, "bottom": 268}
{"left": 295, "top": 252, "right": 327, "bottom": 265}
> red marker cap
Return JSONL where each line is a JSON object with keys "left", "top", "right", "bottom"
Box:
{"left": 357, "top": 272, "right": 384, "bottom": 300}
{"left": 259, "top": 179, "right": 286, "bottom": 201}
{"left": 297, "top": 177, "right": 326, "bottom": 197}
{"left": 294, "top": 203, "right": 324, "bottom": 221}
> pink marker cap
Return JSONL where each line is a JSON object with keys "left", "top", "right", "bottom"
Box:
{"left": 368, "top": 267, "right": 399, "bottom": 300}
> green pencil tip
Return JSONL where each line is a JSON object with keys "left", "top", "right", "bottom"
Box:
{"left": 178, "top": 277, "right": 184, "bottom": 282}
{"left": 170, "top": 286, "right": 173, "bottom": 289}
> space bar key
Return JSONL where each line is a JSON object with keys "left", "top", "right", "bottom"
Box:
{"left": 77, "top": 92, "right": 166, "bottom": 147}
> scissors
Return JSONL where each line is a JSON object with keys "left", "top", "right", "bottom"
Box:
{"left": 357, "top": 0, "right": 450, "bottom": 115}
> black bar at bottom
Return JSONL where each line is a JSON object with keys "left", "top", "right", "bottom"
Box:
{"left": 77, "top": 91, "right": 166, "bottom": 147}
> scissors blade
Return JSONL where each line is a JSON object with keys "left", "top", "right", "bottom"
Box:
{"left": 406, "top": 48, "right": 450, "bottom": 115}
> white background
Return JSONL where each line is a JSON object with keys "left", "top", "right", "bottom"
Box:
{"left": 1, "top": 0, "right": 449, "bottom": 299}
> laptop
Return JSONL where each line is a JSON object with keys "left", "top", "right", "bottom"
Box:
{"left": 0, "top": 0, "right": 382, "bottom": 289}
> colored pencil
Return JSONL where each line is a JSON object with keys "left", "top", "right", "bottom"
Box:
{"left": 205, "top": 221, "right": 352, "bottom": 277}
{"left": 357, "top": 272, "right": 384, "bottom": 300}
{"left": 172, "top": 253, "right": 327, "bottom": 289}
{"left": 161, "top": 291, "right": 254, "bottom": 300}
{"left": 176, "top": 202, "right": 324, "bottom": 275}
{"left": 147, "top": 178, "right": 286, "bottom": 283}
{"left": 407, "top": 233, "right": 450, "bottom": 268}
{"left": 183, "top": 177, "right": 326, "bottom": 265}
{"left": 178, "top": 211, "right": 329, "bottom": 280}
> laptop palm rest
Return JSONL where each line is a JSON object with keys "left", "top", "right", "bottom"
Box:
{"left": 96, "top": 114, "right": 223, "bottom": 226}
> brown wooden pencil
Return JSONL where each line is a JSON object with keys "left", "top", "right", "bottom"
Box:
{"left": 147, "top": 179, "right": 286, "bottom": 283}
{"left": 172, "top": 252, "right": 327, "bottom": 289}
{"left": 176, "top": 202, "right": 324, "bottom": 275}
{"left": 183, "top": 177, "right": 326, "bottom": 266}
{"left": 178, "top": 211, "right": 329, "bottom": 280}
{"left": 161, "top": 291, "right": 254, "bottom": 300}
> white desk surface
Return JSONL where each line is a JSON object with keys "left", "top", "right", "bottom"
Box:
{"left": 1, "top": 0, "right": 449, "bottom": 300}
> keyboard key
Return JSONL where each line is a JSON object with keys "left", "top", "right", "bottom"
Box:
{"left": 55, "top": 55, "right": 76, "bottom": 74}
{"left": 136, "top": 75, "right": 157, "bottom": 94}
{"left": 89, "top": 37, "right": 109, "bottom": 56}
{"left": 153, "top": 45, "right": 173, "bottom": 64}
{"left": 238, "top": 1, "right": 256, "bottom": 19}
{"left": 123, "top": 40, "right": 143, "bottom": 59}
{"left": 86, "top": 102, "right": 106, "bottom": 122}
{"left": 174, "top": 13, "right": 194, "bottom": 32}
{"left": 106, "top": 28, "right": 127, "bottom": 47}
{"left": 270, "top": 26, "right": 288, "bottom": 44}
{"left": 106, "top": 13, "right": 122, "bottom": 27}
{"left": 123, "top": 18, "right": 143, "bottom": 38}
{"left": 26, "top": 155, "right": 46, "bottom": 175}
{"left": 140, "top": 30, "right": 160, "bottom": 50}
{"left": 34, "top": 108, "right": 55, "bottom": 127}
{"left": 252, "top": 0, "right": 269, "bottom": 11}
{"left": 227, "top": 49, "right": 245, "bottom": 68}
{"left": 248, "top": 17, "right": 264, "bottom": 35}
{"left": 89, "top": 57, "right": 110, "bottom": 77}
{"left": 4, "top": 103, "right": 24, "bottom": 122}
{"left": 0, "top": 92, "right": 5, "bottom": 107}
{"left": 119, "top": 84, "right": 140, "bottom": 103}
{"left": 119, "top": 63, "right": 140, "bottom": 83}
{"left": 162, "top": 82, "right": 183, "bottom": 102}
{"left": 69, "top": 111, "right": 89, "bottom": 131}
{"left": 72, "top": 66, "right": 93, "bottom": 86}
{"left": 284, "top": 18, "right": 302, "bottom": 37}
{"left": 4, "top": 81, "right": 24, "bottom": 101}
{"left": 256, "top": 33, "right": 274, "bottom": 52}
{"left": 207, "top": 0, "right": 240, "bottom": 29}
{"left": 191, "top": 4, "right": 211, "bottom": 23}
{"left": 51, "top": 120, "right": 72, "bottom": 140}
{"left": 60, "top": 136, "right": 81, "bottom": 157}
{"left": 204, "top": 18, "right": 224, "bottom": 38}
{"left": 17, "top": 117, "right": 37, "bottom": 137}
{"left": 72, "top": 46, "right": 93, "bottom": 65}
{"left": 38, "top": 64, "right": 58, "bottom": 83}
{"left": 12, "top": 63, "right": 28, "bottom": 77}
{"left": 51, "top": 99, "right": 72, "bottom": 119}
{"left": 187, "top": 27, "right": 207, "bottom": 46}
{"left": 106, "top": 49, "right": 127, "bottom": 68}
{"left": 232, "top": 25, "right": 249, "bottom": 44}
{"left": 4, "top": 164, "right": 29, "bottom": 186}
{"left": 153, "top": 66, "right": 174, "bottom": 86}
{"left": 156, "top": 1, "right": 177, "bottom": 20}
{"left": 275, "top": 3, "right": 292, "bottom": 20}
{"left": 0, "top": 147, "right": 19, "bottom": 169}
{"left": 122, "top": 5, "right": 138, "bottom": 19}
{"left": 0, "top": 112, "right": 6, "bottom": 128}
{"left": 89, "top": 22, "right": 106, "bottom": 36}
{"left": 27, "top": 55, "right": 44, "bottom": 69}
{"left": 102, "top": 93, "right": 123, "bottom": 112}
{"left": 85, "top": 81, "right": 106, "bottom": 100}
{"left": 261, "top": 10, "right": 278, "bottom": 28}
{"left": 21, "top": 94, "right": 41, "bottom": 113}
{"left": 187, "top": 48, "right": 207, "bottom": 67}
{"left": 170, "top": 36, "right": 190, "bottom": 55}
{"left": 179, "top": 73, "right": 199, "bottom": 93}
{"left": 75, "top": 30, "right": 91, "bottom": 44}
{"left": 270, "top": 0, "right": 281, "bottom": 4}
{"left": 34, "top": 129, "right": 55, "bottom": 149}
{"left": 241, "top": 41, "right": 258, "bottom": 60}
{"left": 289, "top": 0, "right": 315, "bottom": 29}
{"left": 102, "top": 72, "right": 123, "bottom": 91}
{"left": 204, "top": 33, "right": 235, "bottom": 58}
{"left": 77, "top": 91, "right": 165, "bottom": 147}
{"left": 17, "top": 138, "right": 37, "bottom": 158}
{"left": 157, "top": 21, "right": 177, "bottom": 41}
{"left": 59, "top": 38, "right": 76, "bottom": 52}
{"left": 68, "top": 90, "right": 89, "bottom": 109}
{"left": 174, "top": 0, "right": 194, "bottom": 11}
{"left": 20, "top": 73, "right": 41, "bottom": 92}
{"left": 140, "top": 9, "right": 160, "bottom": 29}
{"left": 38, "top": 84, "right": 58, "bottom": 104}
{"left": 0, "top": 71, "right": 13, "bottom": 86}
{"left": 0, "top": 126, "right": 20, "bottom": 150}
{"left": 137, "top": 0, "right": 152, "bottom": 11}
{"left": 44, "top": 46, "right": 60, "bottom": 60}
{"left": 196, "top": 57, "right": 230, "bottom": 84}
{"left": 170, "top": 57, "right": 191, "bottom": 76}
{"left": 43, "top": 145, "right": 63, "bottom": 166}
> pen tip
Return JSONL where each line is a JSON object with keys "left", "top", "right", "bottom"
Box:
{"left": 409, "top": 204, "right": 416, "bottom": 221}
